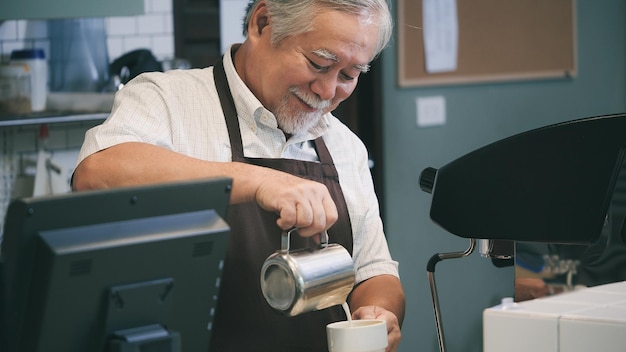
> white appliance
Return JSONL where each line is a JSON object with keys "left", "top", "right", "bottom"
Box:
{"left": 484, "top": 281, "right": 626, "bottom": 352}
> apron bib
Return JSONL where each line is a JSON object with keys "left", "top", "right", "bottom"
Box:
{"left": 209, "top": 56, "right": 354, "bottom": 352}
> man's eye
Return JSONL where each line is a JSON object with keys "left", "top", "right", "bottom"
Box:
{"left": 340, "top": 72, "right": 355, "bottom": 81}
{"left": 308, "top": 58, "right": 329, "bottom": 72}
{"left": 306, "top": 56, "right": 355, "bottom": 81}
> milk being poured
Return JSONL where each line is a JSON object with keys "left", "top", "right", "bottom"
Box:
{"left": 342, "top": 302, "right": 353, "bottom": 326}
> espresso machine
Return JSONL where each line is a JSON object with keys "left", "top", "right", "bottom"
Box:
{"left": 418, "top": 113, "right": 626, "bottom": 352}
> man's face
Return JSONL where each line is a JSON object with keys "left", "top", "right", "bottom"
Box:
{"left": 245, "top": 7, "right": 380, "bottom": 134}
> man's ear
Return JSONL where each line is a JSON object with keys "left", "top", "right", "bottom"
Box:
{"left": 248, "top": 1, "right": 270, "bottom": 38}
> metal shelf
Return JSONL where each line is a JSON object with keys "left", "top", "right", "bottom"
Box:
{"left": 0, "top": 112, "right": 108, "bottom": 127}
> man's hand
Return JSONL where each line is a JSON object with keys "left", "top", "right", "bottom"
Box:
{"left": 254, "top": 171, "right": 338, "bottom": 237}
{"left": 348, "top": 275, "right": 405, "bottom": 352}
{"left": 352, "top": 305, "right": 401, "bottom": 352}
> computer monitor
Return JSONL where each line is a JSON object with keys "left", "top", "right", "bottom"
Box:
{"left": 0, "top": 177, "right": 232, "bottom": 352}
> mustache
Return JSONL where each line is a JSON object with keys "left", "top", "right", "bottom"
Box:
{"left": 290, "top": 87, "right": 331, "bottom": 110}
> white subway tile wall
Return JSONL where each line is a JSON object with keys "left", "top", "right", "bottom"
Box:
{"left": 0, "top": 0, "right": 175, "bottom": 233}
{"left": 0, "top": 0, "right": 174, "bottom": 63}
{"left": 0, "top": 122, "right": 103, "bottom": 237}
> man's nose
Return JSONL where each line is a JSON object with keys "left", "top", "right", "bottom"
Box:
{"left": 310, "top": 75, "right": 337, "bottom": 102}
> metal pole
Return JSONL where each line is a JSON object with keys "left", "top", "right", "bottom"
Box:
{"left": 426, "top": 239, "right": 476, "bottom": 352}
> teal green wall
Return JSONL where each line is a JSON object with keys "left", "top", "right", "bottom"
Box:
{"left": 382, "top": 1, "right": 626, "bottom": 351}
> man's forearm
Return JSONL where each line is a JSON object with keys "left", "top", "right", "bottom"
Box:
{"left": 72, "top": 142, "right": 340, "bottom": 236}
{"left": 349, "top": 274, "right": 406, "bottom": 326}
{"left": 72, "top": 142, "right": 263, "bottom": 203}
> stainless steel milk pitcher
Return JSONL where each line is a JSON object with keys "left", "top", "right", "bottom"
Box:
{"left": 260, "top": 228, "right": 355, "bottom": 316}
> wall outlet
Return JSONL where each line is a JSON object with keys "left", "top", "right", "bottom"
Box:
{"left": 416, "top": 95, "right": 446, "bottom": 127}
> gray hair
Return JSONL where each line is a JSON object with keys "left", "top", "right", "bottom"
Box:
{"left": 242, "top": 0, "right": 392, "bottom": 59}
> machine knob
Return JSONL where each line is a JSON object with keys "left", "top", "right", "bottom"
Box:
{"left": 419, "top": 167, "right": 437, "bottom": 194}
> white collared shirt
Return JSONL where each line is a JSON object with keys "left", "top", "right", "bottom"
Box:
{"left": 77, "top": 46, "right": 399, "bottom": 284}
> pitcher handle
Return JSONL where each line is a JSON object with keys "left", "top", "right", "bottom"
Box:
{"left": 281, "top": 228, "right": 329, "bottom": 252}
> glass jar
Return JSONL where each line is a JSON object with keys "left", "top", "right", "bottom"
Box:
{"left": 10, "top": 49, "right": 47, "bottom": 112}
{"left": 0, "top": 64, "right": 31, "bottom": 115}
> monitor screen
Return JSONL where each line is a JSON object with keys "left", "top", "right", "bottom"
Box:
{"left": 0, "top": 177, "right": 232, "bottom": 352}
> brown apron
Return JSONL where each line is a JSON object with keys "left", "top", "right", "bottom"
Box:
{"left": 209, "top": 56, "right": 354, "bottom": 351}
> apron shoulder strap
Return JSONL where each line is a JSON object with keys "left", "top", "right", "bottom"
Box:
{"left": 214, "top": 57, "right": 245, "bottom": 161}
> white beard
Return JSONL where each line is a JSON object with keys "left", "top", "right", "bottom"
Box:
{"left": 275, "top": 87, "right": 330, "bottom": 135}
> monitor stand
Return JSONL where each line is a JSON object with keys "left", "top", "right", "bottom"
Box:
{"left": 106, "top": 278, "right": 181, "bottom": 352}
{"left": 108, "top": 324, "right": 181, "bottom": 352}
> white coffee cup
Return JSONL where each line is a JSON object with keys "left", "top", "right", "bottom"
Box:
{"left": 327, "top": 319, "right": 387, "bottom": 352}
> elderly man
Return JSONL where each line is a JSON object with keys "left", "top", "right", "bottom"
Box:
{"left": 73, "top": 0, "right": 405, "bottom": 350}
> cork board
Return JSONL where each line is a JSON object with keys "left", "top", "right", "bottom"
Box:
{"left": 397, "top": 0, "right": 577, "bottom": 87}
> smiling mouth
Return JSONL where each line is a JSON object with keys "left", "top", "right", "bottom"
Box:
{"left": 294, "top": 94, "right": 317, "bottom": 112}
{"left": 290, "top": 88, "right": 330, "bottom": 112}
